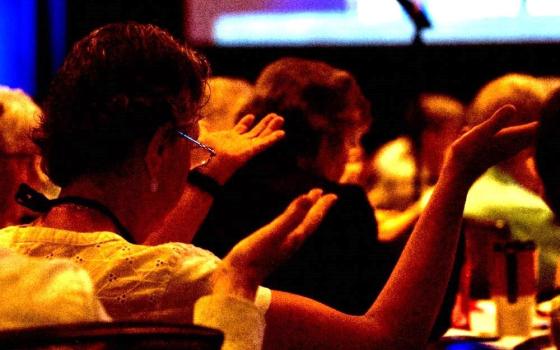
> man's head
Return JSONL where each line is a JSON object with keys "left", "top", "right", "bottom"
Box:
{"left": 467, "top": 73, "right": 547, "bottom": 127}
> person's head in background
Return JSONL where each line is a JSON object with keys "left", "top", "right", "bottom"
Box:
{"left": 405, "top": 93, "right": 465, "bottom": 185}
{"left": 536, "top": 87, "right": 560, "bottom": 217}
{"left": 35, "top": 22, "right": 209, "bottom": 240}
{"left": 540, "top": 76, "right": 560, "bottom": 99}
{"left": 199, "top": 76, "right": 254, "bottom": 132}
{"left": 466, "top": 73, "right": 547, "bottom": 193}
{"left": 0, "top": 87, "right": 59, "bottom": 226}
{"left": 240, "top": 57, "right": 372, "bottom": 182}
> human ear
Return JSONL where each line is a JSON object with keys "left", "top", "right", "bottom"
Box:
{"left": 144, "top": 126, "right": 170, "bottom": 185}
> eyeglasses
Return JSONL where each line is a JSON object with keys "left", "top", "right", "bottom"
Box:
{"left": 175, "top": 130, "right": 216, "bottom": 170}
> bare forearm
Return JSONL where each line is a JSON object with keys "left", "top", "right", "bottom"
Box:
{"left": 366, "top": 164, "right": 470, "bottom": 348}
{"left": 376, "top": 203, "right": 421, "bottom": 243}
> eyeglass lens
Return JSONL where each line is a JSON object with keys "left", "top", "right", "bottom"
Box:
{"left": 190, "top": 147, "right": 212, "bottom": 169}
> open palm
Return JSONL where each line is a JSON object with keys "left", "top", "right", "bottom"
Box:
{"left": 198, "top": 113, "right": 285, "bottom": 184}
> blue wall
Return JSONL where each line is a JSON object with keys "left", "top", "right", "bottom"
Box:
{"left": 0, "top": 0, "right": 37, "bottom": 95}
{"left": 0, "top": 0, "right": 65, "bottom": 96}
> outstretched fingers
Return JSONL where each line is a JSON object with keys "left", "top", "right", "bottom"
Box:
{"left": 449, "top": 104, "right": 538, "bottom": 181}
{"left": 216, "top": 189, "right": 337, "bottom": 299}
{"left": 461, "top": 104, "right": 517, "bottom": 144}
{"left": 255, "top": 189, "right": 325, "bottom": 243}
{"left": 245, "top": 113, "right": 283, "bottom": 138}
{"left": 279, "top": 193, "right": 338, "bottom": 254}
{"left": 248, "top": 130, "right": 286, "bottom": 157}
{"left": 233, "top": 114, "right": 256, "bottom": 133}
{"left": 258, "top": 114, "right": 285, "bottom": 137}
{"left": 490, "top": 121, "right": 538, "bottom": 159}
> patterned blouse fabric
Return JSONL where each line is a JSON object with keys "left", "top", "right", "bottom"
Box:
{"left": 0, "top": 226, "right": 271, "bottom": 322}
{"left": 0, "top": 247, "right": 109, "bottom": 329}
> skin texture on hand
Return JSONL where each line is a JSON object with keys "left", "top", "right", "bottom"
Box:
{"left": 444, "top": 104, "right": 538, "bottom": 187}
{"left": 212, "top": 189, "right": 338, "bottom": 301}
{"left": 197, "top": 113, "right": 285, "bottom": 184}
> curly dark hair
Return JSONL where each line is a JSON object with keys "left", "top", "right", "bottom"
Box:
{"left": 36, "top": 22, "right": 209, "bottom": 186}
{"left": 239, "top": 57, "right": 371, "bottom": 162}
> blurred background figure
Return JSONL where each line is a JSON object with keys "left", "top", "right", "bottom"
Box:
{"left": 366, "top": 93, "right": 465, "bottom": 242}
{"left": 193, "top": 58, "right": 460, "bottom": 339}
{"left": 194, "top": 57, "right": 384, "bottom": 315}
{"left": 536, "top": 87, "right": 560, "bottom": 291}
{"left": 0, "top": 87, "right": 59, "bottom": 227}
{"left": 540, "top": 76, "right": 560, "bottom": 98}
{"left": 199, "top": 76, "right": 254, "bottom": 132}
{"left": 463, "top": 73, "right": 560, "bottom": 298}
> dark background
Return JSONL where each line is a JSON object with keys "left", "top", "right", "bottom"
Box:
{"left": 49, "top": 0, "right": 560, "bottom": 151}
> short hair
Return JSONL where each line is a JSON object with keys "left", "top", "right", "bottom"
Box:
{"left": 240, "top": 57, "right": 371, "bottom": 161}
{"left": 36, "top": 22, "right": 209, "bottom": 187}
{"left": 200, "top": 77, "right": 254, "bottom": 132}
{"left": 467, "top": 73, "right": 547, "bottom": 127}
{"left": 0, "top": 86, "right": 41, "bottom": 155}
{"left": 536, "top": 87, "right": 560, "bottom": 216}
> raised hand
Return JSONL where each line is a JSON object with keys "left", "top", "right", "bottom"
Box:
{"left": 444, "top": 104, "right": 538, "bottom": 185}
{"left": 197, "top": 113, "right": 285, "bottom": 184}
{"left": 211, "top": 189, "right": 337, "bottom": 301}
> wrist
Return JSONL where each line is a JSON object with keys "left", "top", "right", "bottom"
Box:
{"left": 196, "top": 161, "right": 235, "bottom": 185}
{"left": 439, "top": 160, "right": 475, "bottom": 195}
{"left": 187, "top": 170, "right": 223, "bottom": 197}
{"left": 211, "top": 263, "right": 259, "bottom": 302}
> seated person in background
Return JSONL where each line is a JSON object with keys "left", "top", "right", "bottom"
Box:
{"left": 199, "top": 76, "right": 254, "bottom": 132}
{"left": 3, "top": 23, "right": 537, "bottom": 349}
{"left": 463, "top": 73, "right": 560, "bottom": 298}
{"left": 191, "top": 57, "right": 390, "bottom": 316}
{"left": 0, "top": 247, "right": 109, "bottom": 328}
{"left": 0, "top": 87, "right": 59, "bottom": 226}
{"left": 536, "top": 87, "right": 560, "bottom": 291}
{"left": 540, "top": 76, "right": 560, "bottom": 97}
{"left": 366, "top": 93, "right": 465, "bottom": 243}
{"left": 190, "top": 59, "right": 464, "bottom": 338}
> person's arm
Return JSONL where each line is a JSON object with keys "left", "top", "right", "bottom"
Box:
{"left": 375, "top": 203, "right": 421, "bottom": 243}
{"left": 195, "top": 189, "right": 337, "bottom": 350}
{"left": 261, "top": 105, "right": 538, "bottom": 349}
{"left": 144, "top": 114, "right": 284, "bottom": 245}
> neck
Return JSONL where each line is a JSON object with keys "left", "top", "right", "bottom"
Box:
{"left": 39, "top": 174, "right": 154, "bottom": 243}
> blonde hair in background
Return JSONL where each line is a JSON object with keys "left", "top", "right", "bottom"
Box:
{"left": 0, "top": 86, "right": 60, "bottom": 200}
{"left": 199, "top": 77, "right": 254, "bottom": 132}
{"left": 467, "top": 73, "right": 547, "bottom": 127}
{"left": 0, "top": 86, "right": 42, "bottom": 155}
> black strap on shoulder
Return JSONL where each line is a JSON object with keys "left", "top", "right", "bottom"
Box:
{"left": 15, "top": 183, "right": 135, "bottom": 243}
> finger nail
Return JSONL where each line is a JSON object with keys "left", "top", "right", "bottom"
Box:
{"left": 308, "top": 188, "right": 323, "bottom": 198}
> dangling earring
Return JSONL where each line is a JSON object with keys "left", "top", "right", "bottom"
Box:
{"left": 150, "top": 178, "right": 159, "bottom": 193}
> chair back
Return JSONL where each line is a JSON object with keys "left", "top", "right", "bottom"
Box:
{"left": 0, "top": 321, "right": 223, "bottom": 350}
